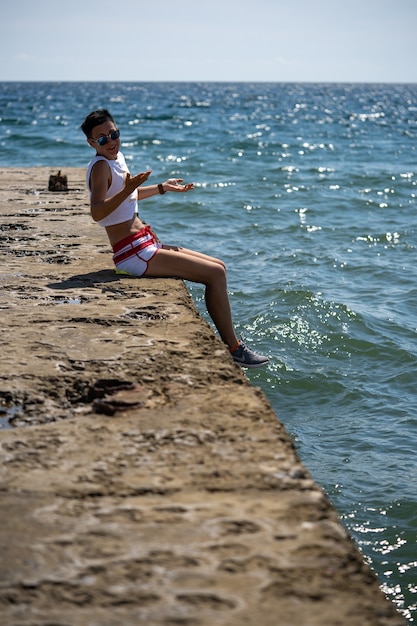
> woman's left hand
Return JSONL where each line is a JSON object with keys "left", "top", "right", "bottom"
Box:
{"left": 164, "top": 178, "right": 194, "bottom": 192}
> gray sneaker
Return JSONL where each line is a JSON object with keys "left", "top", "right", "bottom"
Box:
{"left": 231, "top": 340, "right": 269, "bottom": 368}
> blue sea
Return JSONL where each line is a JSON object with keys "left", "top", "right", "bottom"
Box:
{"left": 1, "top": 81, "right": 416, "bottom": 621}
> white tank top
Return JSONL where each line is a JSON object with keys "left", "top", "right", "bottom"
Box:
{"left": 86, "top": 152, "right": 137, "bottom": 227}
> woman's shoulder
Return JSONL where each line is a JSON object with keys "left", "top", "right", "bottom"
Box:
{"left": 86, "top": 156, "right": 111, "bottom": 190}
{"left": 87, "top": 154, "right": 108, "bottom": 172}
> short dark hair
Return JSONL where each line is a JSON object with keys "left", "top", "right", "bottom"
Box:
{"left": 81, "top": 109, "right": 115, "bottom": 137}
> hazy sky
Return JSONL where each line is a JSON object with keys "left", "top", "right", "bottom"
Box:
{"left": 1, "top": 0, "right": 416, "bottom": 83}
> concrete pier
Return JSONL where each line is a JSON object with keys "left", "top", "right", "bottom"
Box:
{"left": 0, "top": 168, "right": 406, "bottom": 625}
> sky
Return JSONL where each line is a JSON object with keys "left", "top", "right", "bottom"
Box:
{"left": 1, "top": 0, "right": 417, "bottom": 83}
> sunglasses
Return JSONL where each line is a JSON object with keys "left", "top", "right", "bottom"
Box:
{"left": 91, "top": 129, "right": 120, "bottom": 146}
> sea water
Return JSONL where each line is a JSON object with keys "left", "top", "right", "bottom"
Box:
{"left": 1, "top": 81, "right": 416, "bottom": 622}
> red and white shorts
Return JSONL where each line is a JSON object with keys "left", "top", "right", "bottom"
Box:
{"left": 112, "top": 226, "right": 162, "bottom": 277}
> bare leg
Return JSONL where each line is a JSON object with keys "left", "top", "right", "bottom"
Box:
{"left": 145, "top": 246, "right": 239, "bottom": 349}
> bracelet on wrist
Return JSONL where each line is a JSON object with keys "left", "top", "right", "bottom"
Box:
{"left": 158, "top": 183, "right": 165, "bottom": 195}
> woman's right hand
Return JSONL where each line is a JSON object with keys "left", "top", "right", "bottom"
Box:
{"left": 124, "top": 170, "right": 152, "bottom": 194}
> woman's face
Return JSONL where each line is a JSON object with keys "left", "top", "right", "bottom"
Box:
{"left": 88, "top": 119, "right": 121, "bottom": 160}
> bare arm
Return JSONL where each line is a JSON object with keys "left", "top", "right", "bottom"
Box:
{"left": 138, "top": 178, "right": 194, "bottom": 201}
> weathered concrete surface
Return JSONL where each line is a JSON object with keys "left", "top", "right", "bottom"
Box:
{"left": 0, "top": 168, "right": 406, "bottom": 625}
